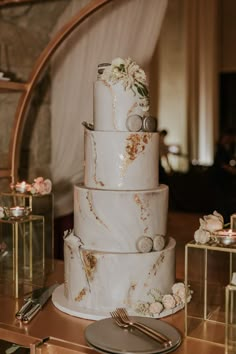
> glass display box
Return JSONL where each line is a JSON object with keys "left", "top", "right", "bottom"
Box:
{"left": 1, "top": 192, "right": 54, "bottom": 274}
{"left": 0, "top": 215, "right": 45, "bottom": 298}
{"left": 185, "top": 241, "right": 236, "bottom": 347}
{"left": 225, "top": 283, "right": 236, "bottom": 353}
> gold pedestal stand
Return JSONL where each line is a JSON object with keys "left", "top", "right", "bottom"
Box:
{"left": 185, "top": 241, "right": 236, "bottom": 347}
{"left": 1, "top": 192, "right": 54, "bottom": 274}
{"left": 225, "top": 283, "right": 236, "bottom": 353}
{"left": 0, "top": 215, "right": 45, "bottom": 298}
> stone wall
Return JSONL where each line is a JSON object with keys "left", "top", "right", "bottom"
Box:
{"left": 0, "top": 0, "right": 69, "bottom": 191}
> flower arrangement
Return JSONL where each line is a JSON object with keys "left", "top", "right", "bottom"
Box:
{"left": 10, "top": 177, "right": 52, "bottom": 196}
{"left": 194, "top": 210, "right": 225, "bottom": 244}
{"left": 101, "top": 57, "right": 150, "bottom": 112}
{"left": 135, "top": 282, "right": 192, "bottom": 317}
{"left": 29, "top": 177, "right": 52, "bottom": 195}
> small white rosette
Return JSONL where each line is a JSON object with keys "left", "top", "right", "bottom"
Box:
{"left": 134, "top": 282, "right": 192, "bottom": 318}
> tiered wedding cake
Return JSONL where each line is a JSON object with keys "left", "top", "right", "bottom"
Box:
{"left": 60, "top": 58, "right": 177, "bottom": 319}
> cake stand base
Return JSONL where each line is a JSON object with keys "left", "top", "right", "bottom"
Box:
{"left": 52, "top": 284, "right": 186, "bottom": 321}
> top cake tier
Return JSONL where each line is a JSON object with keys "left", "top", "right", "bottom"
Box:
{"left": 93, "top": 58, "right": 157, "bottom": 132}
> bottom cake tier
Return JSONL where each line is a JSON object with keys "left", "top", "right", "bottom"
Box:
{"left": 63, "top": 234, "right": 176, "bottom": 315}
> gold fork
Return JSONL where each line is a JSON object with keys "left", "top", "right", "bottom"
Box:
{"left": 110, "top": 310, "right": 169, "bottom": 347}
{"left": 116, "top": 308, "right": 172, "bottom": 347}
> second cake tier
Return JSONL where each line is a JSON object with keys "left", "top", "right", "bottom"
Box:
{"left": 84, "top": 129, "right": 159, "bottom": 190}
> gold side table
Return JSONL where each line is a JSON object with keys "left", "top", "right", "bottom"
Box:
{"left": 0, "top": 215, "right": 45, "bottom": 298}
{"left": 225, "top": 283, "right": 236, "bottom": 353}
{"left": 1, "top": 192, "right": 54, "bottom": 274}
{"left": 185, "top": 241, "right": 236, "bottom": 346}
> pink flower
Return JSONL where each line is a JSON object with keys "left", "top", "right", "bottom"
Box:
{"left": 30, "top": 177, "right": 52, "bottom": 195}
{"left": 32, "top": 177, "right": 45, "bottom": 194}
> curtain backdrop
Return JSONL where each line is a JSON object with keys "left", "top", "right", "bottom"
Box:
{"left": 185, "top": 0, "right": 219, "bottom": 165}
{"left": 50, "top": 0, "right": 168, "bottom": 217}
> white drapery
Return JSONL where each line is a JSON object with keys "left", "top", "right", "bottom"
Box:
{"left": 50, "top": 0, "right": 168, "bottom": 217}
{"left": 185, "top": 0, "right": 219, "bottom": 165}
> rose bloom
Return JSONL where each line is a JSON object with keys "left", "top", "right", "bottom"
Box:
{"left": 149, "top": 301, "right": 163, "bottom": 315}
{"left": 201, "top": 210, "right": 224, "bottom": 233}
{"left": 172, "top": 283, "right": 186, "bottom": 302}
{"left": 30, "top": 177, "right": 52, "bottom": 195}
{"left": 34, "top": 182, "right": 45, "bottom": 194}
{"left": 162, "top": 294, "right": 176, "bottom": 309}
{"left": 194, "top": 227, "right": 211, "bottom": 244}
{"left": 173, "top": 294, "right": 182, "bottom": 305}
{"left": 32, "top": 177, "right": 45, "bottom": 194}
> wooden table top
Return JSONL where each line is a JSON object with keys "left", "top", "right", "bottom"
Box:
{"left": 0, "top": 260, "right": 226, "bottom": 353}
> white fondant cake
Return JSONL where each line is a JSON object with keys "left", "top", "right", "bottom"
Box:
{"left": 62, "top": 58, "right": 176, "bottom": 318}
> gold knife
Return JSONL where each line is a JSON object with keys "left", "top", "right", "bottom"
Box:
{"left": 21, "top": 283, "right": 58, "bottom": 324}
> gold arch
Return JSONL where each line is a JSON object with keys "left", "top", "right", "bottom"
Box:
{"left": 0, "top": 0, "right": 112, "bottom": 183}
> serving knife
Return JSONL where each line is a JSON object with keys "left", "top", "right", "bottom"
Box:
{"left": 16, "top": 286, "right": 52, "bottom": 320}
{"left": 16, "top": 283, "right": 58, "bottom": 323}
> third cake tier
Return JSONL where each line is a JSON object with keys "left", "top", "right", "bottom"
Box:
{"left": 74, "top": 184, "right": 168, "bottom": 252}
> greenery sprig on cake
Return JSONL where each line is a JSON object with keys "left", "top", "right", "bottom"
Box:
{"left": 101, "top": 57, "right": 150, "bottom": 112}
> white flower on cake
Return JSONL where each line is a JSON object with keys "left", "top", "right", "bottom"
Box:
{"left": 162, "top": 294, "right": 176, "bottom": 309}
{"left": 101, "top": 57, "right": 150, "bottom": 112}
{"left": 172, "top": 282, "right": 188, "bottom": 303}
{"left": 173, "top": 294, "right": 182, "bottom": 305}
{"left": 135, "top": 282, "right": 192, "bottom": 317}
{"left": 149, "top": 301, "right": 163, "bottom": 315}
{"left": 148, "top": 288, "right": 162, "bottom": 302}
{"left": 135, "top": 302, "right": 151, "bottom": 316}
{"left": 194, "top": 210, "right": 224, "bottom": 244}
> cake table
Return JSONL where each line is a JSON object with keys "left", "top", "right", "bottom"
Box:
{"left": 0, "top": 260, "right": 225, "bottom": 353}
